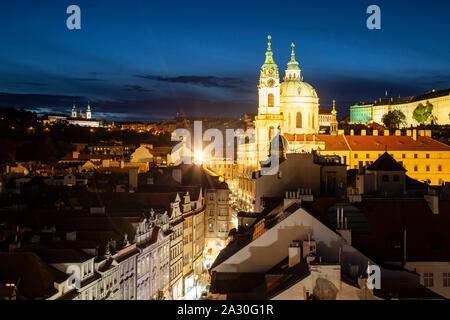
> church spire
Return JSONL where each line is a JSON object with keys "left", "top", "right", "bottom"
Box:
{"left": 261, "top": 35, "right": 278, "bottom": 79}
{"left": 290, "top": 43, "right": 296, "bottom": 62}
{"left": 264, "top": 35, "right": 275, "bottom": 65}
{"left": 72, "top": 104, "right": 77, "bottom": 118}
{"left": 286, "top": 42, "right": 300, "bottom": 71}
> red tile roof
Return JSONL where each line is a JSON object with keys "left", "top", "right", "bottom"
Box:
{"left": 344, "top": 135, "right": 450, "bottom": 151}
{"left": 284, "top": 134, "right": 450, "bottom": 152}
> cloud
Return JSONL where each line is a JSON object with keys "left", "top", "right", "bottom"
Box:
{"left": 122, "top": 85, "right": 152, "bottom": 93}
{"left": 135, "top": 75, "right": 248, "bottom": 89}
{"left": 71, "top": 78, "right": 107, "bottom": 82}
{"left": 22, "top": 82, "right": 48, "bottom": 87}
{"left": 0, "top": 92, "right": 253, "bottom": 122}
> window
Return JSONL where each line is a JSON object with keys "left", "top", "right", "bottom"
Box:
{"left": 209, "top": 207, "right": 215, "bottom": 216}
{"left": 444, "top": 273, "right": 450, "bottom": 287}
{"left": 393, "top": 175, "right": 400, "bottom": 182}
{"left": 208, "top": 220, "right": 214, "bottom": 232}
{"left": 209, "top": 193, "right": 214, "bottom": 201}
{"left": 354, "top": 154, "right": 358, "bottom": 159}
{"left": 268, "top": 94, "right": 274, "bottom": 107}
{"left": 426, "top": 154, "right": 430, "bottom": 159}
{"left": 296, "top": 112, "right": 302, "bottom": 128}
{"left": 366, "top": 154, "right": 370, "bottom": 159}
{"left": 343, "top": 156, "right": 347, "bottom": 165}
{"left": 438, "top": 165, "right": 442, "bottom": 172}
{"left": 218, "top": 223, "right": 228, "bottom": 233}
{"left": 402, "top": 154, "right": 406, "bottom": 159}
{"left": 414, "top": 154, "right": 418, "bottom": 159}
{"left": 426, "top": 165, "right": 430, "bottom": 172}
{"left": 414, "top": 165, "right": 418, "bottom": 172}
{"left": 382, "top": 175, "right": 389, "bottom": 182}
{"left": 424, "top": 273, "right": 434, "bottom": 288}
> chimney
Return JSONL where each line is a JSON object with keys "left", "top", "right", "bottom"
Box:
{"left": 129, "top": 168, "right": 139, "bottom": 191}
{"left": 336, "top": 207, "right": 352, "bottom": 245}
{"left": 373, "top": 130, "right": 378, "bottom": 136}
{"left": 361, "top": 130, "right": 366, "bottom": 136}
{"left": 289, "top": 241, "right": 302, "bottom": 268}
{"left": 424, "top": 195, "right": 439, "bottom": 214}
{"left": 384, "top": 130, "right": 389, "bottom": 136}
{"left": 412, "top": 130, "right": 417, "bottom": 141}
{"left": 302, "top": 236, "right": 316, "bottom": 258}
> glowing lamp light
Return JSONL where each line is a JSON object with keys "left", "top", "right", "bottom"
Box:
{"left": 194, "top": 151, "right": 205, "bottom": 164}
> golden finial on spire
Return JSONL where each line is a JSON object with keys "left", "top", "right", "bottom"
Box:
{"left": 268, "top": 35, "right": 272, "bottom": 46}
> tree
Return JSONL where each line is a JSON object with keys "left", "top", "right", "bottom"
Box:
{"left": 382, "top": 110, "right": 406, "bottom": 129}
{"left": 413, "top": 102, "right": 433, "bottom": 125}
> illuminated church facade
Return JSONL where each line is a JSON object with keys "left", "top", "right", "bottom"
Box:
{"left": 233, "top": 36, "right": 450, "bottom": 212}
{"left": 241, "top": 36, "right": 337, "bottom": 172}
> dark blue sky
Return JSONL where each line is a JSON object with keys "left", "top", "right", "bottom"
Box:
{"left": 0, "top": 0, "right": 449, "bottom": 121}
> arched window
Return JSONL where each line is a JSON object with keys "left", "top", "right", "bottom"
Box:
{"left": 393, "top": 175, "right": 400, "bottom": 182}
{"left": 268, "top": 94, "right": 274, "bottom": 107}
{"left": 312, "top": 113, "right": 315, "bottom": 129}
{"left": 382, "top": 175, "right": 389, "bottom": 182}
{"left": 296, "top": 112, "right": 302, "bottom": 128}
{"left": 288, "top": 113, "right": 291, "bottom": 127}
{"left": 308, "top": 113, "right": 311, "bottom": 128}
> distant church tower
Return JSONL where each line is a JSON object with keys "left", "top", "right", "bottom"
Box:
{"left": 330, "top": 100, "right": 339, "bottom": 136}
{"left": 254, "top": 35, "right": 284, "bottom": 163}
{"left": 72, "top": 104, "right": 77, "bottom": 118}
{"left": 86, "top": 102, "right": 92, "bottom": 119}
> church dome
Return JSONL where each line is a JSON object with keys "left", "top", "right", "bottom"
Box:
{"left": 280, "top": 80, "right": 318, "bottom": 98}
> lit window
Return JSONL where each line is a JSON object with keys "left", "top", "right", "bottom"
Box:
{"left": 443, "top": 273, "right": 450, "bottom": 287}
{"left": 424, "top": 273, "right": 434, "bottom": 288}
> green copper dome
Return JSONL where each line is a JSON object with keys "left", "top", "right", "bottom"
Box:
{"left": 286, "top": 43, "right": 300, "bottom": 71}
{"left": 261, "top": 35, "right": 278, "bottom": 76}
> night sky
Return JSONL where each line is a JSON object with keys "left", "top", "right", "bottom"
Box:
{"left": 1, "top": 0, "right": 449, "bottom": 121}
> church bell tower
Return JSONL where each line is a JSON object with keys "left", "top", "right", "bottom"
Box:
{"left": 255, "top": 35, "right": 284, "bottom": 164}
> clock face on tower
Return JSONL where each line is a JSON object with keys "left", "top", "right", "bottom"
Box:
{"left": 267, "top": 79, "right": 275, "bottom": 88}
